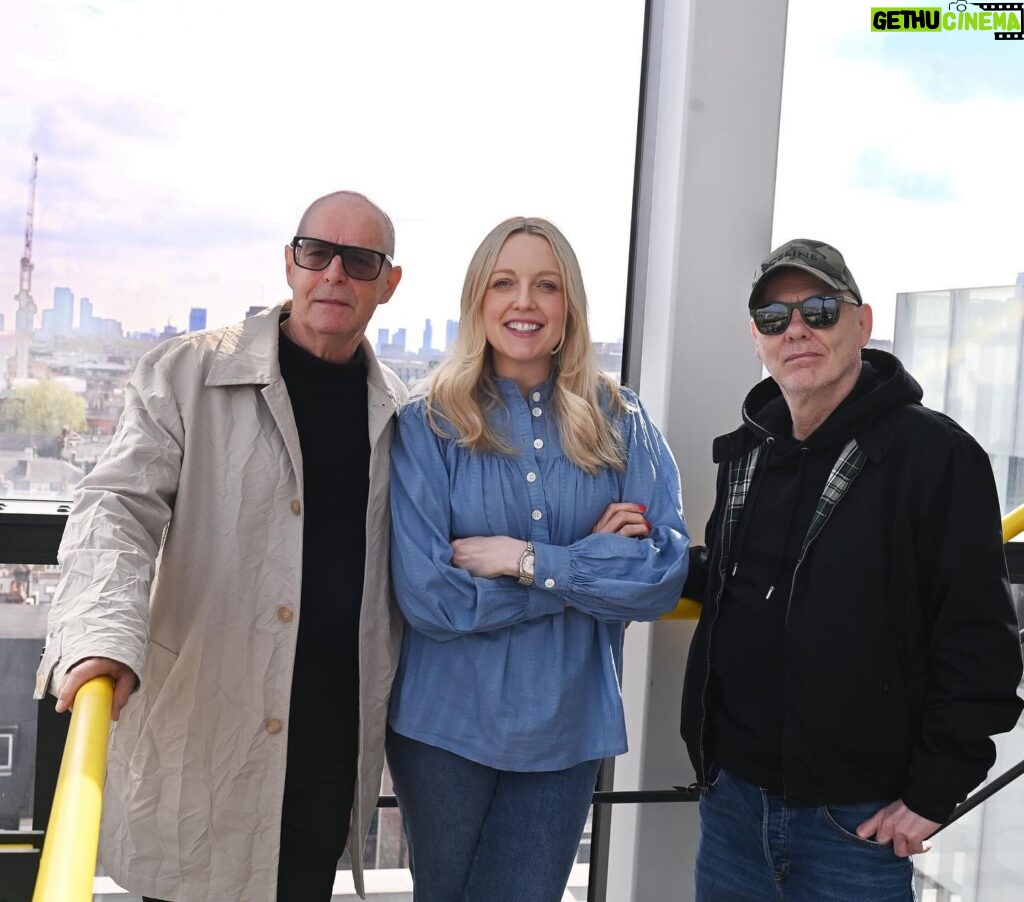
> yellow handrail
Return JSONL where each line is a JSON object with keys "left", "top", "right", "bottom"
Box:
{"left": 664, "top": 502, "right": 1024, "bottom": 621}
{"left": 33, "top": 676, "right": 113, "bottom": 902}
{"left": 661, "top": 596, "right": 702, "bottom": 621}
{"left": 1004, "top": 503, "right": 1024, "bottom": 544}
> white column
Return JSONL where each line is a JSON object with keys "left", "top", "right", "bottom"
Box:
{"left": 607, "top": 1, "right": 789, "bottom": 899}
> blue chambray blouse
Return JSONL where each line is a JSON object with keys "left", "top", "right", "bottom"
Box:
{"left": 388, "top": 379, "right": 689, "bottom": 771}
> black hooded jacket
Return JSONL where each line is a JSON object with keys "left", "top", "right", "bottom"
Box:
{"left": 679, "top": 349, "right": 1023, "bottom": 822}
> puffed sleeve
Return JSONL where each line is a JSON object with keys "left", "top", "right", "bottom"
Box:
{"left": 390, "top": 402, "right": 566, "bottom": 641}
{"left": 530, "top": 392, "right": 689, "bottom": 622}
{"left": 35, "top": 348, "right": 185, "bottom": 698}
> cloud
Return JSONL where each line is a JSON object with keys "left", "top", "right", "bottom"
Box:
{"left": 29, "top": 91, "right": 179, "bottom": 164}
{"left": 850, "top": 148, "right": 957, "bottom": 202}
{"left": 838, "top": 29, "right": 1024, "bottom": 102}
{"left": 35, "top": 192, "right": 280, "bottom": 254}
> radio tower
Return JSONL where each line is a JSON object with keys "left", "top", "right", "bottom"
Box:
{"left": 13, "top": 154, "right": 39, "bottom": 381}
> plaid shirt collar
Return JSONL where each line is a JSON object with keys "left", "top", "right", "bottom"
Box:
{"left": 720, "top": 437, "right": 866, "bottom": 569}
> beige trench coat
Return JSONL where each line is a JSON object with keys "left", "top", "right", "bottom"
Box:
{"left": 36, "top": 303, "right": 406, "bottom": 901}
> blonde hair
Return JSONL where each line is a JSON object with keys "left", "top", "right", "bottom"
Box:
{"left": 421, "top": 217, "right": 629, "bottom": 475}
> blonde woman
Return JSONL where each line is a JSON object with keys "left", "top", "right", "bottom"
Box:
{"left": 386, "top": 217, "right": 688, "bottom": 901}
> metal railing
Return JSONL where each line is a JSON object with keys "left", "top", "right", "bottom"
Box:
{"left": 28, "top": 503, "right": 1024, "bottom": 901}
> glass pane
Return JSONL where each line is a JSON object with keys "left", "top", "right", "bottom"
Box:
{"left": 0, "top": 563, "right": 50, "bottom": 831}
{"left": 915, "top": 671, "right": 1024, "bottom": 900}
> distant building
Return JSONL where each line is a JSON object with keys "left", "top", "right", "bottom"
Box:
{"left": 93, "top": 317, "right": 123, "bottom": 339}
{"left": 0, "top": 312, "right": 5, "bottom": 332}
{"left": 245, "top": 305, "right": 267, "bottom": 319}
{"left": 79, "top": 297, "right": 94, "bottom": 336}
{"left": 53, "top": 287, "right": 74, "bottom": 336}
{"left": 593, "top": 339, "right": 625, "bottom": 380}
{"left": 377, "top": 328, "right": 390, "bottom": 356}
{"left": 377, "top": 357, "right": 436, "bottom": 385}
{"left": 189, "top": 308, "right": 207, "bottom": 332}
{"left": 894, "top": 273, "right": 1024, "bottom": 514}
{"left": 0, "top": 451, "right": 84, "bottom": 498}
{"left": 159, "top": 323, "right": 182, "bottom": 343}
{"left": 446, "top": 319, "right": 459, "bottom": 350}
{"left": 421, "top": 319, "right": 433, "bottom": 355}
{"left": 393, "top": 328, "right": 406, "bottom": 353}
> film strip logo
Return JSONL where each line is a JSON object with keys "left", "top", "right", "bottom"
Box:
{"left": 954, "top": 1, "right": 1024, "bottom": 39}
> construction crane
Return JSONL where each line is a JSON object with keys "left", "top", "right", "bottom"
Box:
{"left": 13, "top": 153, "right": 38, "bottom": 380}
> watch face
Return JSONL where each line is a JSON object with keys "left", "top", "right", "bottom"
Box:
{"left": 523, "top": 553, "right": 535, "bottom": 576}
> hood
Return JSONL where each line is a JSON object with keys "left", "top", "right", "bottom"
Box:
{"left": 714, "top": 349, "right": 923, "bottom": 462}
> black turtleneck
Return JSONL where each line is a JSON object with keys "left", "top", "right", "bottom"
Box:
{"left": 707, "top": 364, "right": 879, "bottom": 792}
{"left": 278, "top": 328, "right": 369, "bottom": 780}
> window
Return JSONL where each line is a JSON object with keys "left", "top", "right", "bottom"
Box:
{"left": 4, "top": 1, "right": 646, "bottom": 896}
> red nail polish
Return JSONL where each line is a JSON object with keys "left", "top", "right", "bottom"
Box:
{"left": 637, "top": 504, "right": 647, "bottom": 513}
{"left": 645, "top": 520, "right": 652, "bottom": 530}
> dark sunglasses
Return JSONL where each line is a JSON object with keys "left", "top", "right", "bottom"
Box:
{"left": 290, "top": 236, "right": 392, "bottom": 281}
{"left": 751, "top": 295, "right": 859, "bottom": 336}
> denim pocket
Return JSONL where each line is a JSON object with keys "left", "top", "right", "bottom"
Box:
{"left": 820, "top": 801, "right": 893, "bottom": 850}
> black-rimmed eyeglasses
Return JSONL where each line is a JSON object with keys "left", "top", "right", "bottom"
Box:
{"left": 290, "top": 236, "right": 392, "bottom": 281}
{"left": 751, "top": 295, "right": 859, "bottom": 336}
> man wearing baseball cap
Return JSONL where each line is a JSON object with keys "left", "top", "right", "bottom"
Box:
{"left": 680, "top": 238, "right": 1022, "bottom": 900}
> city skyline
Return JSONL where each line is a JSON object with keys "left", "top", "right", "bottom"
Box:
{"left": 8, "top": 285, "right": 627, "bottom": 354}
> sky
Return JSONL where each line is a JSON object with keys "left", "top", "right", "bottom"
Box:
{"left": 1, "top": 0, "right": 1022, "bottom": 345}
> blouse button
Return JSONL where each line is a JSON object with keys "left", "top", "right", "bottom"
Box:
{"left": 265, "top": 718, "right": 284, "bottom": 735}
{"left": 532, "top": 509, "right": 543, "bottom": 521}
{"left": 544, "top": 578, "right": 556, "bottom": 589}
{"left": 526, "top": 472, "right": 537, "bottom": 483}
{"left": 290, "top": 499, "right": 301, "bottom": 516}
{"left": 533, "top": 438, "right": 544, "bottom": 450}
{"left": 532, "top": 407, "right": 542, "bottom": 418}
{"left": 277, "top": 606, "right": 294, "bottom": 623}
{"left": 531, "top": 392, "right": 541, "bottom": 402}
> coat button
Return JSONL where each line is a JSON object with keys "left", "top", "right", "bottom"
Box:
{"left": 290, "top": 499, "right": 301, "bottom": 516}
{"left": 266, "top": 718, "right": 284, "bottom": 735}
{"left": 277, "top": 606, "right": 294, "bottom": 623}
{"left": 879, "top": 680, "right": 889, "bottom": 693}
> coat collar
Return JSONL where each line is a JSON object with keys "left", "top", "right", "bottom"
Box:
{"left": 205, "top": 301, "right": 401, "bottom": 411}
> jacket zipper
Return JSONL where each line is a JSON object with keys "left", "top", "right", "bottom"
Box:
{"left": 778, "top": 463, "right": 851, "bottom": 800}
{"left": 695, "top": 513, "right": 729, "bottom": 792}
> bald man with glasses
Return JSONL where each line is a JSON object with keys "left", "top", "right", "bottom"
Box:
{"left": 680, "top": 239, "right": 1022, "bottom": 901}
{"left": 38, "top": 191, "right": 407, "bottom": 901}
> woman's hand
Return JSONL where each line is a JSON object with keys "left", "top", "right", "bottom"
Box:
{"left": 451, "top": 536, "right": 526, "bottom": 579}
{"left": 592, "top": 502, "right": 651, "bottom": 538}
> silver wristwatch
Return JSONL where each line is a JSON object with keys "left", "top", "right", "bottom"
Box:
{"left": 517, "top": 540, "right": 536, "bottom": 586}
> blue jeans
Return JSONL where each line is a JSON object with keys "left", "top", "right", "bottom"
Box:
{"left": 386, "top": 728, "right": 600, "bottom": 902}
{"left": 696, "top": 768, "right": 916, "bottom": 901}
